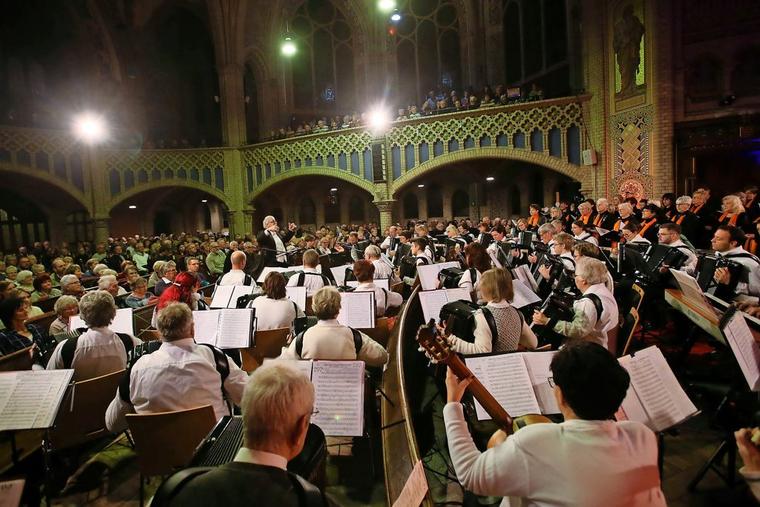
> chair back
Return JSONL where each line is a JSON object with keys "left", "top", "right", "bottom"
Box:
{"left": 127, "top": 405, "right": 216, "bottom": 477}
{"left": 359, "top": 317, "right": 390, "bottom": 348}
{"left": 36, "top": 296, "right": 60, "bottom": 314}
{"left": 48, "top": 369, "right": 126, "bottom": 450}
{"left": 25, "top": 312, "right": 57, "bottom": 337}
{"left": 304, "top": 296, "right": 314, "bottom": 316}
{"left": 241, "top": 327, "right": 290, "bottom": 372}
{"left": 631, "top": 283, "right": 645, "bottom": 313}
{"left": 140, "top": 329, "right": 162, "bottom": 342}
{"left": 620, "top": 308, "right": 640, "bottom": 357}
{"left": 133, "top": 303, "right": 157, "bottom": 336}
{"left": 0, "top": 346, "right": 34, "bottom": 372}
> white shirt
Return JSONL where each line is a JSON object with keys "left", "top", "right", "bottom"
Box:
{"left": 458, "top": 268, "right": 483, "bottom": 301}
{"left": 667, "top": 239, "right": 699, "bottom": 276}
{"left": 269, "top": 230, "right": 287, "bottom": 264}
{"left": 443, "top": 403, "right": 666, "bottom": 507}
{"left": 286, "top": 266, "right": 327, "bottom": 296}
{"left": 282, "top": 319, "right": 388, "bottom": 367}
{"left": 628, "top": 235, "right": 651, "bottom": 246}
{"left": 553, "top": 283, "right": 619, "bottom": 349}
{"left": 717, "top": 246, "right": 760, "bottom": 298}
{"left": 47, "top": 326, "right": 141, "bottom": 380}
{"left": 219, "top": 269, "right": 249, "bottom": 286}
{"left": 371, "top": 258, "right": 399, "bottom": 284}
{"left": 250, "top": 296, "right": 304, "bottom": 330}
{"left": 380, "top": 235, "right": 399, "bottom": 252}
{"left": 105, "top": 337, "right": 249, "bottom": 432}
{"left": 574, "top": 232, "right": 598, "bottom": 246}
{"left": 354, "top": 281, "right": 403, "bottom": 317}
{"left": 234, "top": 447, "right": 287, "bottom": 470}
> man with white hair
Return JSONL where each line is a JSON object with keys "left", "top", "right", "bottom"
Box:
{"left": 380, "top": 225, "right": 400, "bottom": 258}
{"left": 158, "top": 361, "right": 325, "bottom": 506}
{"left": 533, "top": 257, "right": 618, "bottom": 350}
{"left": 257, "top": 215, "right": 297, "bottom": 267}
{"left": 363, "top": 245, "right": 398, "bottom": 284}
{"left": 219, "top": 251, "right": 254, "bottom": 286}
{"left": 98, "top": 274, "right": 128, "bottom": 297}
{"left": 47, "top": 291, "right": 141, "bottom": 380}
{"left": 106, "top": 302, "right": 249, "bottom": 432}
{"left": 60, "top": 274, "right": 85, "bottom": 298}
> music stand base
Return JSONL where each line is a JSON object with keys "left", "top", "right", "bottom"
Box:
{"left": 687, "top": 435, "right": 738, "bottom": 491}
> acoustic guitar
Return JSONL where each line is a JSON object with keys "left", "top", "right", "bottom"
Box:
{"left": 416, "top": 322, "right": 551, "bottom": 439}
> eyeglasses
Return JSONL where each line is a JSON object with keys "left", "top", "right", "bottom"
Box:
{"left": 547, "top": 376, "right": 555, "bottom": 388}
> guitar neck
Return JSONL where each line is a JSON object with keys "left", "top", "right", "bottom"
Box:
{"left": 447, "top": 354, "right": 514, "bottom": 434}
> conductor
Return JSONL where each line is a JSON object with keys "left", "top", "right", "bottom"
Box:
{"left": 257, "top": 215, "right": 297, "bottom": 267}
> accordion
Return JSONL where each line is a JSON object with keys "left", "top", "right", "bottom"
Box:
{"left": 440, "top": 300, "right": 482, "bottom": 343}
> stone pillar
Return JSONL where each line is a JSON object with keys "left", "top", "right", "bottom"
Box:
{"left": 468, "top": 182, "right": 480, "bottom": 220}
{"left": 417, "top": 190, "right": 428, "bottom": 221}
{"left": 219, "top": 63, "right": 247, "bottom": 147}
{"left": 374, "top": 200, "right": 396, "bottom": 233}
{"left": 93, "top": 218, "right": 110, "bottom": 244}
{"left": 209, "top": 202, "right": 224, "bottom": 231}
{"left": 226, "top": 206, "right": 255, "bottom": 239}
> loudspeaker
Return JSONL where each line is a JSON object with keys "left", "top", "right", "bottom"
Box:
{"left": 582, "top": 149, "right": 597, "bottom": 166}
{"left": 371, "top": 143, "right": 385, "bottom": 182}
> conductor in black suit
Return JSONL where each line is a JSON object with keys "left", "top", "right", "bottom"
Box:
{"left": 163, "top": 362, "right": 325, "bottom": 507}
{"left": 256, "top": 215, "right": 297, "bottom": 267}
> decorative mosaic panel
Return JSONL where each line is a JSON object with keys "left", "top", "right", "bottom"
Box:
{"left": 610, "top": 105, "right": 654, "bottom": 197}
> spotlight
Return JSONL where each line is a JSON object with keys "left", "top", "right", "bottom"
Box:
{"left": 72, "top": 112, "right": 108, "bottom": 144}
{"left": 330, "top": 187, "right": 338, "bottom": 192}
{"left": 390, "top": 10, "right": 401, "bottom": 22}
{"left": 368, "top": 105, "right": 391, "bottom": 134}
{"left": 417, "top": 184, "right": 425, "bottom": 188}
{"left": 201, "top": 199, "right": 208, "bottom": 203}
{"left": 486, "top": 176, "right": 495, "bottom": 182}
{"left": 128, "top": 205, "right": 137, "bottom": 209}
{"left": 281, "top": 35, "right": 297, "bottom": 57}
{"left": 378, "top": 0, "right": 396, "bottom": 13}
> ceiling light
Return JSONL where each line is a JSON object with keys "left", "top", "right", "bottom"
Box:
{"left": 367, "top": 105, "right": 391, "bottom": 134}
{"left": 281, "top": 35, "right": 297, "bottom": 57}
{"left": 128, "top": 205, "right": 137, "bottom": 209}
{"left": 417, "top": 184, "right": 425, "bottom": 188}
{"left": 486, "top": 176, "right": 495, "bottom": 182}
{"left": 330, "top": 187, "right": 338, "bottom": 192}
{"left": 201, "top": 199, "right": 208, "bottom": 203}
{"left": 378, "top": 0, "right": 396, "bottom": 13}
{"left": 72, "top": 112, "right": 108, "bottom": 144}
{"left": 390, "top": 10, "right": 402, "bottom": 22}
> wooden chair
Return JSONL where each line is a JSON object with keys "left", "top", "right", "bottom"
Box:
{"left": 304, "top": 296, "right": 314, "bottom": 316}
{"left": 127, "top": 405, "right": 216, "bottom": 505}
{"left": 133, "top": 303, "right": 157, "bottom": 336}
{"left": 35, "top": 296, "right": 60, "bottom": 314}
{"left": 139, "top": 329, "right": 162, "bottom": 342}
{"left": 25, "top": 311, "right": 57, "bottom": 337}
{"left": 631, "top": 283, "right": 645, "bottom": 314}
{"left": 0, "top": 346, "right": 34, "bottom": 372}
{"left": 620, "top": 308, "right": 640, "bottom": 357}
{"left": 47, "top": 369, "right": 126, "bottom": 450}
{"left": 360, "top": 317, "right": 391, "bottom": 348}
{"left": 241, "top": 327, "right": 291, "bottom": 372}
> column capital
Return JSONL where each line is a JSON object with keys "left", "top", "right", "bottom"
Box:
{"left": 372, "top": 199, "right": 396, "bottom": 213}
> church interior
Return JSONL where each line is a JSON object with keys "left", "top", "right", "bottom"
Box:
{"left": 1, "top": 0, "right": 760, "bottom": 506}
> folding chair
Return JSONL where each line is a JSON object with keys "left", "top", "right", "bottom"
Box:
{"left": 126, "top": 405, "right": 216, "bottom": 505}
{"left": 620, "top": 308, "right": 640, "bottom": 357}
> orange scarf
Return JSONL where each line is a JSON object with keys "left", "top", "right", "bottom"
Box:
{"left": 639, "top": 218, "right": 657, "bottom": 237}
{"left": 674, "top": 213, "right": 686, "bottom": 225}
{"left": 691, "top": 203, "right": 704, "bottom": 214}
{"left": 581, "top": 214, "right": 592, "bottom": 225}
{"left": 718, "top": 212, "right": 740, "bottom": 226}
{"left": 528, "top": 214, "right": 540, "bottom": 227}
{"left": 593, "top": 213, "right": 604, "bottom": 227}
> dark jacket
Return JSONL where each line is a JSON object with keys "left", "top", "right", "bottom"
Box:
{"left": 256, "top": 229, "right": 295, "bottom": 267}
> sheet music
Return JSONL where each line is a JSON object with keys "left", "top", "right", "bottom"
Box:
{"left": 669, "top": 269, "right": 717, "bottom": 319}
{"left": 285, "top": 286, "right": 307, "bottom": 312}
{"left": 311, "top": 360, "right": 364, "bottom": 436}
{"left": 216, "top": 309, "right": 255, "bottom": 349}
{"left": 619, "top": 346, "right": 698, "bottom": 432}
{"left": 210, "top": 285, "right": 235, "bottom": 308}
{"left": 392, "top": 460, "right": 429, "bottom": 507}
{"left": 512, "top": 265, "right": 539, "bottom": 292}
{"left": 193, "top": 310, "right": 221, "bottom": 345}
{"left": 346, "top": 279, "right": 390, "bottom": 291}
{"left": 330, "top": 265, "right": 351, "bottom": 286}
{"left": 522, "top": 351, "right": 560, "bottom": 414}
{"left": 257, "top": 266, "right": 294, "bottom": 283}
{"left": 595, "top": 227, "right": 610, "bottom": 236}
{"left": 0, "top": 479, "right": 25, "bottom": 507}
{"left": 69, "top": 307, "right": 134, "bottom": 334}
{"left": 337, "top": 291, "right": 375, "bottom": 328}
{"left": 0, "top": 370, "right": 74, "bottom": 431}
{"left": 511, "top": 279, "right": 542, "bottom": 309}
{"left": 416, "top": 262, "right": 460, "bottom": 291}
{"left": 465, "top": 354, "right": 541, "bottom": 419}
{"left": 229, "top": 285, "right": 256, "bottom": 308}
{"left": 724, "top": 312, "right": 760, "bottom": 391}
{"left": 419, "top": 290, "right": 450, "bottom": 324}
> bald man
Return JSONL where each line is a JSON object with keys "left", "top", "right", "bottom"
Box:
{"left": 218, "top": 251, "right": 254, "bottom": 286}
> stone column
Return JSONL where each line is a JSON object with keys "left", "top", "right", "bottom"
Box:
{"left": 209, "top": 202, "right": 224, "bottom": 231}
{"left": 226, "top": 206, "right": 255, "bottom": 239}
{"left": 219, "top": 63, "right": 247, "bottom": 147}
{"left": 93, "top": 217, "right": 110, "bottom": 244}
{"left": 374, "top": 200, "right": 396, "bottom": 233}
{"left": 417, "top": 190, "right": 428, "bottom": 221}
{"left": 468, "top": 182, "right": 480, "bottom": 220}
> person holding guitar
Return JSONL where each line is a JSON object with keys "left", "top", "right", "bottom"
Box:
{"left": 443, "top": 342, "right": 665, "bottom": 506}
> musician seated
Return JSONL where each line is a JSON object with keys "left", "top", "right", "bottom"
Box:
{"left": 570, "top": 220, "right": 598, "bottom": 246}
{"left": 334, "top": 232, "right": 360, "bottom": 261}
{"left": 411, "top": 238, "right": 432, "bottom": 265}
{"left": 380, "top": 225, "right": 400, "bottom": 254}
{"left": 444, "top": 269, "right": 537, "bottom": 355}
{"left": 711, "top": 225, "right": 760, "bottom": 302}
{"left": 621, "top": 221, "right": 651, "bottom": 247}
{"left": 352, "top": 260, "right": 402, "bottom": 317}
{"left": 363, "top": 245, "right": 399, "bottom": 285}
{"left": 572, "top": 242, "right": 614, "bottom": 292}
{"left": 218, "top": 251, "right": 254, "bottom": 286}
{"left": 281, "top": 286, "right": 388, "bottom": 367}
{"left": 532, "top": 257, "right": 619, "bottom": 350}
{"left": 446, "top": 224, "right": 468, "bottom": 248}
{"left": 459, "top": 243, "right": 491, "bottom": 301}
{"left": 106, "top": 302, "right": 249, "bottom": 433}
{"left": 47, "top": 290, "right": 141, "bottom": 379}
{"left": 286, "top": 249, "right": 329, "bottom": 296}
{"left": 537, "top": 232, "right": 576, "bottom": 282}
{"left": 487, "top": 224, "right": 514, "bottom": 268}
{"left": 443, "top": 341, "right": 665, "bottom": 506}
{"left": 163, "top": 361, "right": 325, "bottom": 507}
{"left": 251, "top": 272, "right": 305, "bottom": 331}
{"left": 413, "top": 224, "right": 436, "bottom": 261}
{"left": 656, "top": 222, "right": 698, "bottom": 275}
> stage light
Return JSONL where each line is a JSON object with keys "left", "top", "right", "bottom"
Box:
{"left": 486, "top": 176, "right": 495, "bottom": 182}
{"left": 201, "top": 199, "right": 208, "bottom": 203}
{"left": 368, "top": 106, "right": 391, "bottom": 134}
{"left": 390, "top": 10, "right": 402, "bottom": 22}
{"left": 72, "top": 112, "right": 108, "bottom": 144}
{"left": 330, "top": 187, "right": 338, "bottom": 192}
{"left": 417, "top": 184, "right": 425, "bottom": 188}
{"left": 128, "top": 205, "right": 137, "bottom": 209}
{"left": 281, "top": 35, "right": 297, "bottom": 57}
{"left": 378, "top": 0, "right": 396, "bottom": 13}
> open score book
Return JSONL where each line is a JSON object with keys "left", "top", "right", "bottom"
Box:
{"left": 193, "top": 309, "right": 256, "bottom": 349}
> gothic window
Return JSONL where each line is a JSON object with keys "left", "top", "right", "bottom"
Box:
{"left": 291, "top": 0, "right": 355, "bottom": 112}
{"left": 394, "top": 0, "right": 462, "bottom": 106}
